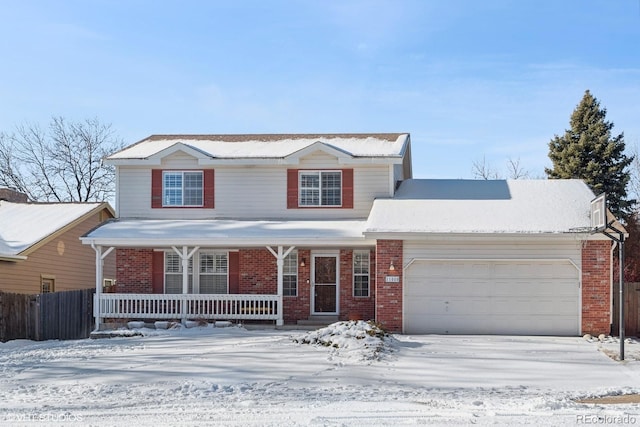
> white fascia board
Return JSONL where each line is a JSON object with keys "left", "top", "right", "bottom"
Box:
{"left": 0, "top": 254, "right": 28, "bottom": 262}
{"left": 286, "top": 141, "right": 352, "bottom": 162}
{"left": 363, "top": 231, "right": 593, "bottom": 242}
{"left": 81, "top": 237, "right": 375, "bottom": 248}
{"left": 105, "top": 143, "right": 212, "bottom": 166}
{"left": 108, "top": 156, "right": 404, "bottom": 167}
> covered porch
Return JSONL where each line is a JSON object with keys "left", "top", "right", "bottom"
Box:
{"left": 81, "top": 219, "right": 374, "bottom": 330}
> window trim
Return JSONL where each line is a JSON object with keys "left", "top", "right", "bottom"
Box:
{"left": 283, "top": 250, "right": 298, "bottom": 297}
{"left": 353, "top": 250, "right": 370, "bottom": 298}
{"left": 41, "top": 275, "right": 55, "bottom": 293}
{"left": 162, "top": 170, "right": 204, "bottom": 207}
{"left": 298, "top": 170, "right": 343, "bottom": 207}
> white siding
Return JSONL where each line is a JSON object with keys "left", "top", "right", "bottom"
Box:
{"left": 116, "top": 150, "right": 392, "bottom": 219}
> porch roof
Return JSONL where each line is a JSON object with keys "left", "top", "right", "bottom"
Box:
{"left": 81, "top": 219, "right": 373, "bottom": 247}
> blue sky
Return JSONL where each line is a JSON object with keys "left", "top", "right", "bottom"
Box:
{"left": 1, "top": 0, "right": 638, "bottom": 179}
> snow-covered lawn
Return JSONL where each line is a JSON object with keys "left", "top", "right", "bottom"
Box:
{"left": 1, "top": 321, "right": 640, "bottom": 426}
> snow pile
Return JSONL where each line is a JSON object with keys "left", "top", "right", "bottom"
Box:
{"left": 294, "top": 320, "right": 395, "bottom": 361}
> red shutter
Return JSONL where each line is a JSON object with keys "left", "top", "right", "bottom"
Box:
{"left": 152, "top": 251, "right": 164, "bottom": 294}
{"left": 287, "top": 169, "right": 299, "bottom": 209}
{"left": 151, "top": 170, "right": 163, "bottom": 208}
{"left": 203, "top": 169, "right": 215, "bottom": 208}
{"left": 228, "top": 251, "right": 240, "bottom": 294}
{"left": 342, "top": 168, "right": 354, "bottom": 209}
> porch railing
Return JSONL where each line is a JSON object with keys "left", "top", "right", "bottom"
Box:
{"left": 95, "top": 293, "right": 279, "bottom": 321}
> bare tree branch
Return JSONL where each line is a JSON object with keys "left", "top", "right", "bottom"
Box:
{"left": 472, "top": 156, "right": 501, "bottom": 180}
{"left": 0, "top": 117, "right": 123, "bottom": 202}
{"left": 506, "top": 157, "right": 530, "bottom": 179}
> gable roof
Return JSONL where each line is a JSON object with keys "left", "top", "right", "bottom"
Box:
{"left": 106, "top": 133, "right": 410, "bottom": 164}
{"left": 0, "top": 201, "right": 113, "bottom": 260}
{"left": 366, "top": 179, "right": 597, "bottom": 235}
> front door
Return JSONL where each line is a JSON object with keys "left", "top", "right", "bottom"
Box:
{"left": 312, "top": 253, "right": 339, "bottom": 315}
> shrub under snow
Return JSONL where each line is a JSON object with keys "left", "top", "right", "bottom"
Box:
{"left": 294, "top": 320, "right": 395, "bottom": 361}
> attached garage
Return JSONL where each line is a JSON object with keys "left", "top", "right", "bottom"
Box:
{"left": 366, "top": 179, "right": 614, "bottom": 336}
{"left": 404, "top": 258, "right": 580, "bottom": 335}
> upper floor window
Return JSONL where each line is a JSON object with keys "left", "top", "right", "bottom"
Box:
{"left": 299, "top": 171, "right": 342, "bottom": 207}
{"left": 163, "top": 171, "right": 203, "bottom": 207}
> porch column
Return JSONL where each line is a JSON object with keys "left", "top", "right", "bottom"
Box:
{"left": 172, "top": 246, "right": 199, "bottom": 323}
{"left": 267, "top": 245, "right": 294, "bottom": 326}
{"left": 90, "top": 243, "right": 114, "bottom": 332}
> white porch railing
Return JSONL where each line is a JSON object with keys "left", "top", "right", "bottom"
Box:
{"left": 95, "top": 293, "right": 279, "bottom": 321}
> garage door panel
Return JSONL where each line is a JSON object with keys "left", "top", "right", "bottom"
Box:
{"left": 404, "top": 259, "right": 580, "bottom": 335}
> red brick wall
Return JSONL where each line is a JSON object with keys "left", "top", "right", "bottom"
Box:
{"left": 582, "top": 240, "right": 612, "bottom": 335}
{"left": 339, "top": 249, "right": 376, "bottom": 321}
{"left": 116, "top": 249, "right": 153, "bottom": 293}
{"left": 239, "top": 249, "right": 277, "bottom": 294}
{"left": 284, "top": 249, "right": 311, "bottom": 323}
{"left": 375, "top": 240, "right": 403, "bottom": 332}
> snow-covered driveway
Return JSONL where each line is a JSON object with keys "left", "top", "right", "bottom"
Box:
{"left": 1, "top": 325, "right": 639, "bottom": 426}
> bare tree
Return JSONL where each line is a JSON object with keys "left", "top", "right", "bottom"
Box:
{"left": 0, "top": 117, "right": 123, "bottom": 202}
{"left": 628, "top": 140, "right": 640, "bottom": 206}
{"left": 505, "top": 157, "right": 530, "bottom": 179}
{"left": 472, "top": 156, "right": 501, "bottom": 180}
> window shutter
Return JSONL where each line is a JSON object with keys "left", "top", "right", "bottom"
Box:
{"left": 228, "top": 251, "right": 240, "bottom": 294}
{"left": 152, "top": 251, "right": 164, "bottom": 294}
{"left": 287, "top": 169, "right": 299, "bottom": 209}
{"left": 342, "top": 168, "right": 354, "bottom": 209}
{"left": 151, "top": 170, "right": 163, "bottom": 208}
{"left": 203, "top": 169, "right": 215, "bottom": 208}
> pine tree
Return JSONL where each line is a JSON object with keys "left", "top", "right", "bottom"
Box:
{"left": 545, "top": 90, "right": 634, "bottom": 218}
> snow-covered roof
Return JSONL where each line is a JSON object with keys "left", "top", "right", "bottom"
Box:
{"left": 81, "top": 219, "right": 373, "bottom": 247}
{"left": 107, "top": 133, "right": 409, "bottom": 161}
{"left": 366, "top": 179, "right": 597, "bottom": 235}
{"left": 0, "top": 201, "right": 110, "bottom": 259}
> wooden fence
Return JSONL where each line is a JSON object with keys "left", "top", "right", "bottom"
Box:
{"left": 612, "top": 282, "right": 640, "bottom": 337}
{"left": 0, "top": 289, "right": 95, "bottom": 342}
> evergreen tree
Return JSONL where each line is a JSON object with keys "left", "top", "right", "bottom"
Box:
{"left": 545, "top": 90, "right": 634, "bottom": 218}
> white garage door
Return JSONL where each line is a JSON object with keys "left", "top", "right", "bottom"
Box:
{"left": 404, "top": 260, "right": 580, "bottom": 335}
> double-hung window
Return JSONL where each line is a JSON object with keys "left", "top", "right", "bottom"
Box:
{"left": 283, "top": 250, "right": 298, "bottom": 296}
{"left": 199, "top": 251, "right": 228, "bottom": 294}
{"left": 299, "top": 171, "right": 342, "bottom": 207}
{"left": 165, "top": 250, "right": 227, "bottom": 294}
{"left": 163, "top": 171, "right": 203, "bottom": 207}
{"left": 353, "top": 250, "right": 370, "bottom": 297}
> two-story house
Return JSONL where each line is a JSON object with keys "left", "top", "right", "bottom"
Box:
{"left": 82, "top": 133, "right": 614, "bottom": 336}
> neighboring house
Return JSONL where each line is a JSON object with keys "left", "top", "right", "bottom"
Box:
{"left": 0, "top": 192, "right": 115, "bottom": 294}
{"left": 81, "top": 133, "right": 614, "bottom": 336}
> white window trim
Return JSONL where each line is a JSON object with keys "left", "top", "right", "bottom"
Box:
{"left": 298, "top": 170, "right": 342, "bottom": 207}
{"left": 162, "top": 170, "right": 204, "bottom": 207}
{"left": 353, "top": 250, "right": 370, "bottom": 298}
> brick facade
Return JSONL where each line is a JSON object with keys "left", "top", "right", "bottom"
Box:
{"left": 581, "top": 240, "right": 612, "bottom": 335}
{"left": 115, "top": 248, "right": 154, "bottom": 293}
{"left": 375, "top": 240, "right": 403, "bottom": 332}
{"left": 115, "top": 247, "right": 376, "bottom": 324}
{"left": 338, "top": 249, "right": 376, "bottom": 322}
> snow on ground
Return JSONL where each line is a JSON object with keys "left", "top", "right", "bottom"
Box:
{"left": 1, "top": 322, "right": 640, "bottom": 426}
